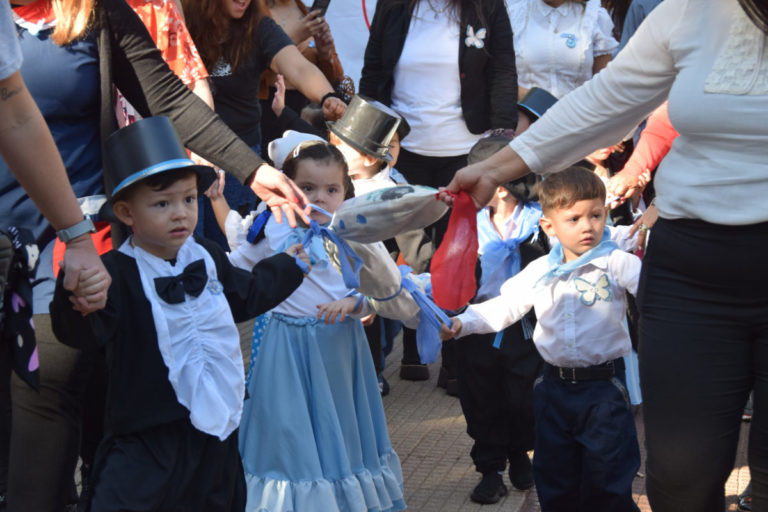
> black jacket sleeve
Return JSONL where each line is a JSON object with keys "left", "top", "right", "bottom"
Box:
{"left": 276, "top": 107, "right": 327, "bottom": 139}
{"left": 100, "top": 0, "right": 264, "bottom": 183}
{"left": 359, "top": 0, "right": 408, "bottom": 104}
{"left": 197, "top": 237, "right": 304, "bottom": 322}
{"left": 485, "top": 0, "right": 518, "bottom": 130}
{"left": 50, "top": 258, "right": 120, "bottom": 351}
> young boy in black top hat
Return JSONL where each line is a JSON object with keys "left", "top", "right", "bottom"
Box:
{"left": 50, "top": 117, "right": 307, "bottom": 512}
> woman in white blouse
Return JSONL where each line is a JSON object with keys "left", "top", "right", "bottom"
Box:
{"left": 507, "top": 0, "right": 618, "bottom": 98}
{"left": 445, "top": 0, "right": 768, "bottom": 510}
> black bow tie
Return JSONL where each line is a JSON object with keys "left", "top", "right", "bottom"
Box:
{"left": 154, "top": 259, "right": 208, "bottom": 304}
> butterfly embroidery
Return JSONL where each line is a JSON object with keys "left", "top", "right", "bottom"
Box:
{"left": 573, "top": 273, "right": 613, "bottom": 306}
{"left": 465, "top": 25, "right": 486, "bottom": 49}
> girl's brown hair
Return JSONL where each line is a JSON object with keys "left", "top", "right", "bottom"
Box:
{"left": 50, "top": 0, "right": 94, "bottom": 45}
{"left": 282, "top": 142, "right": 354, "bottom": 200}
{"left": 182, "top": 0, "right": 266, "bottom": 72}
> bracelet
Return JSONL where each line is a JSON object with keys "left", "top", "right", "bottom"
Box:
{"left": 320, "top": 91, "right": 344, "bottom": 107}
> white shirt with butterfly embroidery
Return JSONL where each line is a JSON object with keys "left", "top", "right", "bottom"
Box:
{"left": 456, "top": 248, "right": 641, "bottom": 368}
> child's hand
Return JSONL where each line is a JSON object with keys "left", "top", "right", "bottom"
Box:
{"left": 67, "top": 265, "right": 110, "bottom": 316}
{"left": 439, "top": 318, "right": 462, "bottom": 341}
{"left": 360, "top": 312, "right": 377, "bottom": 327}
{"left": 316, "top": 296, "right": 358, "bottom": 324}
{"left": 271, "top": 74, "right": 286, "bottom": 118}
{"left": 284, "top": 243, "right": 311, "bottom": 275}
{"left": 204, "top": 170, "right": 226, "bottom": 200}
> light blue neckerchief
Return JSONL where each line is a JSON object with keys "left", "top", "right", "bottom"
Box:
{"left": 536, "top": 227, "right": 618, "bottom": 287}
{"left": 477, "top": 202, "right": 542, "bottom": 300}
{"left": 276, "top": 204, "right": 363, "bottom": 289}
{"left": 398, "top": 266, "right": 451, "bottom": 365}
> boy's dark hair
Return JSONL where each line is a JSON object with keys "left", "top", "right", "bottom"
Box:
{"left": 469, "top": 136, "right": 541, "bottom": 202}
{"left": 282, "top": 142, "right": 354, "bottom": 200}
{"left": 114, "top": 168, "right": 199, "bottom": 202}
{"left": 539, "top": 166, "right": 605, "bottom": 213}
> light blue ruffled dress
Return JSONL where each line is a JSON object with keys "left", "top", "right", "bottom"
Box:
{"left": 230, "top": 216, "right": 405, "bottom": 512}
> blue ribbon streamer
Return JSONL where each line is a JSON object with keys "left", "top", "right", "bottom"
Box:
{"left": 246, "top": 210, "right": 272, "bottom": 243}
{"left": 300, "top": 204, "right": 362, "bottom": 289}
{"left": 398, "top": 266, "right": 451, "bottom": 365}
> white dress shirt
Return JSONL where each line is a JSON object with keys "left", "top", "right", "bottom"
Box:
{"left": 119, "top": 237, "right": 244, "bottom": 441}
{"left": 509, "top": 0, "right": 768, "bottom": 225}
{"left": 507, "top": 0, "right": 618, "bottom": 98}
{"left": 457, "top": 249, "right": 641, "bottom": 367}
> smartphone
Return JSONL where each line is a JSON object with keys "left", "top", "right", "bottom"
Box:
{"left": 309, "top": 0, "right": 331, "bottom": 16}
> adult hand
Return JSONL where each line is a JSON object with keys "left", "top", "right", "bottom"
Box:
{"left": 440, "top": 146, "right": 528, "bottom": 209}
{"left": 250, "top": 164, "right": 310, "bottom": 227}
{"left": 312, "top": 17, "right": 334, "bottom": 60}
{"left": 439, "top": 163, "right": 499, "bottom": 208}
{"left": 62, "top": 235, "right": 111, "bottom": 314}
{"left": 291, "top": 9, "right": 325, "bottom": 43}
{"left": 629, "top": 202, "right": 658, "bottom": 251}
{"left": 607, "top": 169, "right": 648, "bottom": 209}
{"left": 271, "top": 74, "right": 286, "bottom": 118}
{"left": 322, "top": 96, "right": 346, "bottom": 121}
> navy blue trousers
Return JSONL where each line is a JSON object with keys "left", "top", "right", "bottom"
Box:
{"left": 532, "top": 362, "right": 640, "bottom": 512}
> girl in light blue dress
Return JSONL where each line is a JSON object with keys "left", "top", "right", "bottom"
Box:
{"left": 227, "top": 142, "right": 405, "bottom": 512}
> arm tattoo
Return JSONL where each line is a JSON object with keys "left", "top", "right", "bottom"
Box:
{"left": 1, "top": 87, "right": 21, "bottom": 101}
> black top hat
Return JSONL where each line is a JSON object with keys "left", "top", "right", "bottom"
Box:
{"left": 517, "top": 87, "right": 558, "bottom": 122}
{"left": 328, "top": 95, "right": 401, "bottom": 162}
{"left": 104, "top": 116, "right": 217, "bottom": 201}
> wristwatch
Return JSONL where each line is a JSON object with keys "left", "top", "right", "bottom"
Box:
{"left": 56, "top": 217, "right": 96, "bottom": 243}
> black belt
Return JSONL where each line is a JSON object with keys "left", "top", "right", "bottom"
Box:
{"left": 546, "top": 358, "right": 623, "bottom": 382}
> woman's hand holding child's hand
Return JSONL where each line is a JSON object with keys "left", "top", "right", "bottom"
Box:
{"left": 284, "top": 243, "right": 311, "bottom": 275}
{"left": 439, "top": 318, "right": 462, "bottom": 341}
{"left": 316, "top": 296, "right": 359, "bottom": 325}
{"left": 67, "top": 264, "right": 111, "bottom": 316}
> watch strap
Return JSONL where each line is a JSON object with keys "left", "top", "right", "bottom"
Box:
{"left": 56, "top": 217, "right": 96, "bottom": 243}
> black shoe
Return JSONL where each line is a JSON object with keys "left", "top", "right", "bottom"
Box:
{"left": 739, "top": 483, "right": 752, "bottom": 511}
{"left": 399, "top": 363, "right": 429, "bottom": 381}
{"left": 379, "top": 376, "right": 390, "bottom": 397}
{"left": 471, "top": 472, "right": 508, "bottom": 504}
{"left": 445, "top": 378, "right": 459, "bottom": 397}
{"left": 437, "top": 366, "right": 448, "bottom": 388}
{"left": 508, "top": 452, "right": 534, "bottom": 491}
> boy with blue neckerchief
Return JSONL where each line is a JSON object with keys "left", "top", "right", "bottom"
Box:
{"left": 443, "top": 166, "right": 642, "bottom": 512}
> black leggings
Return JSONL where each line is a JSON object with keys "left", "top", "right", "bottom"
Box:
{"left": 638, "top": 218, "right": 768, "bottom": 511}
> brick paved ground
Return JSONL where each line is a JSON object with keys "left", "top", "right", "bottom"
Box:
{"left": 381, "top": 337, "right": 752, "bottom": 512}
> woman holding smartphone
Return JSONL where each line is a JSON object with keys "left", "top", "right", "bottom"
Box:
{"left": 183, "top": 0, "right": 345, "bottom": 244}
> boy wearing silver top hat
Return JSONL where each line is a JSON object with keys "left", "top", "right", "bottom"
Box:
{"left": 328, "top": 95, "right": 436, "bottom": 390}
{"left": 50, "top": 117, "right": 307, "bottom": 512}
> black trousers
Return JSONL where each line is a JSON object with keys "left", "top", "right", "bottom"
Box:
{"left": 455, "top": 327, "right": 543, "bottom": 473}
{"left": 534, "top": 361, "right": 639, "bottom": 512}
{"left": 638, "top": 218, "right": 768, "bottom": 511}
{"left": 396, "top": 149, "right": 468, "bottom": 369}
